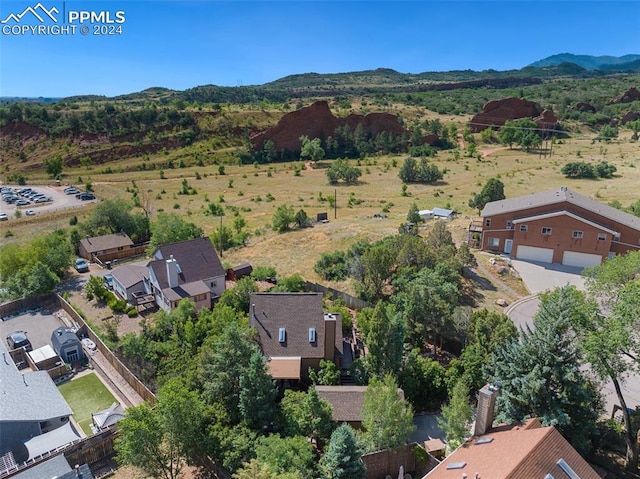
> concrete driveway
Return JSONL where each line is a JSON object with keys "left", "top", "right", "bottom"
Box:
{"left": 509, "top": 259, "right": 587, "bottom": 295}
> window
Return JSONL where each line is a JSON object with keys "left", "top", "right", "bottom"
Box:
{"left": 485, "top": 218, "right": 491, "bottom": 227}
{"left": 598, "top": 233, "right": 606, "bottom": 241}
{"left": 488, "top": 237, "right": 500, "bottom": 248}
{"left": 506, "top": 221, "right": 513, "bottom": 230}
{"left": 541, "top": 227, "right": 552, "bottom": 235}
{"left": 572, "top": 231, "right": 583, "bottom": 239}
{"left": 520, "top": 225, "right": 528, "bottom": 232}
{"left": 614, "top": 233, "right": 621, "bottom": 241}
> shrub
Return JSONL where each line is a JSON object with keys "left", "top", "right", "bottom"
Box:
{"left": 314, "top": 251, "right": 348, "bottom": 281}
{"left": 251, "top": 265, "right": 277, "bottom": 281}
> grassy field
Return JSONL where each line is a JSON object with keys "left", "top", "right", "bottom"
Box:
{"left": 4, "top": 123, "right": 639, "bottom": 304}
{"left": 58, "top": 372, "right": 117, "bottom": 436}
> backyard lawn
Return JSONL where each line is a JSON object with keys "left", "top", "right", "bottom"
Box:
{"left": 58, "top": 372, "right": 117, "bottom": 436}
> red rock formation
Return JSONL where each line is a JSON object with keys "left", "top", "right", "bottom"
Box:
{"left": 613, "top": 87, "right": 640, "bottom": 104}
{"left": 468, "top": 97, "right": 543, "bottom": 132}
{"left": 0, "top": 121, "right": 47, "bottom": 140}
{"left": 575, "top": 102, "right": 596, "bottom": 113}
{"left": 534, "top": 109, "right": 559, "bottom": 130}
{"left": 621, "top": 111, "right": 640, "bottom": 124}
{"left": 250, "top": 101, "right": 407, "bottom": 152}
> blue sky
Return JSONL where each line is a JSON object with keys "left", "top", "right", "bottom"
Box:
{"left": 1, "top": 1, "right": 638, "bottom": 97}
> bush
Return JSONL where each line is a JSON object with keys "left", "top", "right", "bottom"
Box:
{"left": 399, "top": 157, "right": 444, "bottom": 184}
{"left": 251, "top": 265, "right": 277, "bottom": 281}
{"left": 314, "top": 251, "right": 348, "bottom": 281}
{"left": 561, "top": 161, "right": 597, "bottom": 179}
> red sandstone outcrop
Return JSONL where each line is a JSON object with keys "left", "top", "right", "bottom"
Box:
{"left": 621, "top": 111, "right": 640, "bottom": 124}
{"left": 613, "top": 87, "right": 640, "bottom": 104}
{"left": 0, "top": 121, "right": 47, "bottom": 140}
{"left": 250, "top": 101, "right": 407, "bottom": 152}
{"left": 534, "top": 109, "right": 559, "bottom": 130}
{"left": 468, "top": 98, "right": 543, "bottom": 132}
{"left": 575, "top": 102, "right": 596, "bottom": 113}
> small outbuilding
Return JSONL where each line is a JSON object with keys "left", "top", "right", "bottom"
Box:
{"left": 92, "top": 402, "right": 125, "bottom": 431}
{"left": 418, "top": 209, "right": 435, "bottom": 220}
{"left": 51, "top": 327, "right": 85, "bottom": 364}
{"left": 432, "top": 207, "right": 455, "bottom": 220}
{"left": 226, "top": 263, "right": 253, "bottom": 281}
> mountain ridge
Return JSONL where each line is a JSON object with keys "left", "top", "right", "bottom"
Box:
{"left": 528, "top": 53, "right": 640, "bottom": 70}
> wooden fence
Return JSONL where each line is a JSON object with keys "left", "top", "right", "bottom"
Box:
{"left": 362, "top": 444, "right": 438, "bottom": 479}
{"left": 56, "top": 295, "right": 156, "bottom": 404}
{"left": 304, "top": 281, "right": 372, "bottom": 310}
{"left": 0, "top": 294, "right": 57, "bottom": 319}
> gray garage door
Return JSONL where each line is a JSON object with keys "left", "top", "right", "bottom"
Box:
{"left": 562, "top": 251, "right": 602, "bottom": 268}
{"left": 516, "top": 245, "right": 554, "bottom": 263}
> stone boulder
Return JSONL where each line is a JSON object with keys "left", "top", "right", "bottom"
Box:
{"left": 250, "top": 101, "right": 407, "bottom": 152}
{"left": 621, "top": 111, "right": 640, "bottom": 124}
{"left": 575, "top": 102, "right": 596, "bottom": 113}
{"left": 468, "top": 97, "right": 543, "bottom": 133}
{"left": 613, "top": 87, "right": 640, "bottom": 104}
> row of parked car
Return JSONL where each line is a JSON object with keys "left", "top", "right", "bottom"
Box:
{"left": 2, "top": 186, "right": 51, "bottom": 206}
{"left": 64, "top": 185, "right": 95, "bottom": 201}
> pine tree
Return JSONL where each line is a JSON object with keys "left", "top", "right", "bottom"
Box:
{"left": 239, "top": 352, "right": 277, "bottom": 430}
{"left": 487, "top": 287, "right": 602, "bottom": 453}
{"left": 320, "top": 424, "right": 366, "bottom": 479}
{"left": 437, "top": 379, "right": 472, "bottom": 449}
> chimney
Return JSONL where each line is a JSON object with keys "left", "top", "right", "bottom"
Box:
{"left": 473, "top": 383, "right": 499, "bottom": 436}
{"left": 166, "top": 255, "right": 179, "bottom": 288}
{"left": 323, "top": 313, "right": 337, "bottom": 361}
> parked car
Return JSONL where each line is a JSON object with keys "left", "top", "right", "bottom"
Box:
{"left": 74, "top": 258, "right": 90, "bottom": 273}
{"left": 6, "top": 331, "right": 32, "bottom": 352}
{"left": 104, "top": 274, "right": 114, "bottom": 290}
{"left": 34, "top": 197, "right": 51, "bottom": 203}
{"left": 76, "top": 192, "right": 95, "bottom": 201}
{"left": 0, "top": 213, "right": 8, "bottom": 221}
{"left": 15, "top": 199, "right": 31, "bottom": 206}
{"left": 25, "top": 209, "right": 36, "bottom": 216}
{"left": 64, "top": 187, "right": 80, "bottom": 195}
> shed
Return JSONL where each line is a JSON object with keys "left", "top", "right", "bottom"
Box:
{"left": 92, "top": 402, "right": 125, "bottom": 431}
{"left": 51, "top": 327, "right": 84, "bottom": 363}
{"left": 418, "top": 209, "right": 434, "bottom": 220}
{"left": 432, "top": 207, "right": 455, "bottom": 220}
{"left": 226, "top": 263, "right": 253, "bottom": 281}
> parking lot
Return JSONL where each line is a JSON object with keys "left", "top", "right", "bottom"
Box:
{"left": 0, "top": 184, "right": 96, "bottom": 220}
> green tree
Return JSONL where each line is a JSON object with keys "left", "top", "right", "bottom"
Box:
{"left": 272, "top": 204, "right": 295, "bottom": 233}
{"left": 468, "top": 177, "right": 505, "bottom": 214}
{"left": 199, "top": 322, "right": 261, "bottom": 424}
{"left": 362, "top": 302, "right": 405, "bottom": 380}
{"left": 4, "top": 261, "right": 60, "bottom": 299}
{"left": 597, "top": 123, "right": 618, "bottom": 141}
{"left": 326, "top": 159, "right": 362, "bottom": 185}
{"left": 218, "top": 276, "right": 258, "bottom": 314}
{"left": 239, "top": 352, "right": 277, "bottom": 430}
{"left": 300, "top": 135, "right": 325, "bottom": 163}
{"left": 359, "top": 243, "right": 395, "bottom": 301}
{"left": 488, "top": 286, "right": 602, "bottom": 453}
{"left": 148, "top": 212, "right": 204, "bottom": 253}
{"left": 627, "top": 119, "right": 640, "bottom": 141}
{"left": 561, "top": 161, "right": 597, "bottom": 179}
{"left": 281, "top": 387, "right": 334, "bottom": 449}
{"left": 437, "top": 378, "right": 473, "bottom": 449}
{"left": 294, "top": 209, "right": 308, "bottom": 228}
{"left": 360, "top": 375, "right": 415, "bottom": 453}
{"left": 115, "top": 378, "right": 205, "bottom": 479}
{"left": 579, "top": 252, "right": 640, "bottom": 469}
{"left": 320, "top": 424, "right": 366, "bottom": 479}
{"left": 83, "top": 198, "right": 150, "bottom": 242}
{"left": 44, "top": 154, "right": 64, "bottom": 178}
{"left": 255, "top": 435, "right": 316, "bottom": 479}
{"left": 308, "top": 359, "right": 341, "bottom": 385}
{"left": 314, "top": 251, "right": 348, "bottom": 281}
{"left": 400, "top": 349, "right": 447, "bottom": 411}
{"left": 406, "top": 203, "right": 422, "bottom": 224}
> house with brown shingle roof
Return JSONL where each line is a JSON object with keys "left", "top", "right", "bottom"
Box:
{"left": 78, "top": 232, "right": 134, "bottom": 262}
{"left": 249, "top": 292, "right": 343, "bottom": 381}
{"left": 148, "top": 237, "right": 226, "bottom": 311}
{"left": 316, "top": 385, "right": 405, "bottom": 429}
{"left": 423, "top": 418, "right": 601, "bottom": 479}
{"left": 478, "top": 186, "right": 640, "bottom": 267}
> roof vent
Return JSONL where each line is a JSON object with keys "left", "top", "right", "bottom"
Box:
{"left": 545, "top": 475, "right": 556, "bottom": 479}
{"left": 557, "top": 459, "right": 580, "bottom": 479}
{"left": 278, "top": 328, "right": 286, "bottom": 343}
{"left": 446, "top": 462, "right": 466, "bottom": 470}
{"left": 474, "top": 437, "right": 493, "bottom": 445}
{"left": 309, "top": 327, "right": 316, "bottom": 343}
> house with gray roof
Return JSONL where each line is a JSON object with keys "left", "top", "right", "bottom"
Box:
{"left": 478, "top": 186, "right": 640, "bottom": 267}
{"left": 0, "top": 341, "right": 74, "bottom": 464}
{"left": 148, "top": 237, "right": 226, "bottom": 311}
{"left": 51, "top": 327, "right": 84, "bottom": 364}
{"left": 249, "top": 292, "right": 343, "bottom": 381}
{"left": 111, "top": 263, "right": 148, "bottom": 302}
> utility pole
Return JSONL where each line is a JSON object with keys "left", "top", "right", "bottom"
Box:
{"left": 334, "top": 188, "right": 337, "bottom": 219}
{"left": 218, "top": 214, "right": 223, "bottom": 257}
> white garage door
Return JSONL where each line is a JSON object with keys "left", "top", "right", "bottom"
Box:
{"left": 562, "top": 251, "right": 602, "bottom": 268}
{"left": 516, "top": 245, "right": 554, "bottom": 263}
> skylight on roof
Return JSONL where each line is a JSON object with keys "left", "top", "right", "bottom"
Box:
{"left": 278, "top": 328, "right": 286, "bottom": 343}
{"left": 545, "top": 475, "right": 555, "bottom": 479}
{"left": 309, "top": 327, "right": 316, "bottom": 343}
{"left": 474, "top": 437, "right": 494, "bottom": 445}
{"left": 557, "top": 459, "right": 580, "bottom": 479}
{"left": 446, "top": 462, "right": 466, "bottom": 470}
